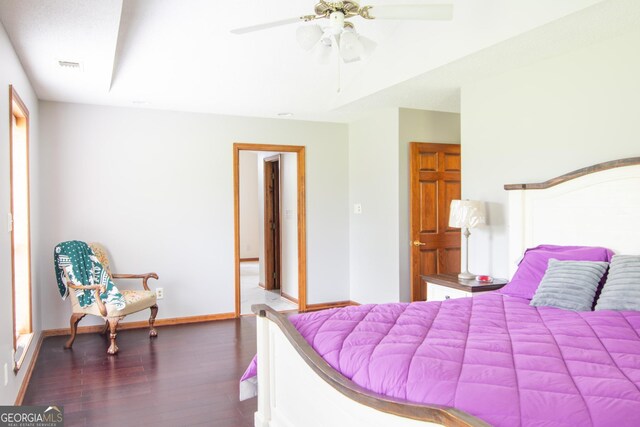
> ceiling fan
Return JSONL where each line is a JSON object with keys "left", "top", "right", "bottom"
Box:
{"left": 231, "top": 1, "right": 453, "bottom": 63}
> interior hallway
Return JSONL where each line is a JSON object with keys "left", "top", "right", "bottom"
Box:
{"left": 240, "top": 261, "right": 297, "bottom": 314}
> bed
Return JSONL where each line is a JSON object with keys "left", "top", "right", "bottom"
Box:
{"left": 241, "top": 157, "right": 640, "bottom": 427}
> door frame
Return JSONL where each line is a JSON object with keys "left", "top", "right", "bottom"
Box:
{"left": 233, "top": 143, "right": 307, "bottom": 316}
{"left": 263, "top": 154, "right": 281, "bottom": 291}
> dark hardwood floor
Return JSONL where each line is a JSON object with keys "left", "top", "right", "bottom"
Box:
{"left": 23, "top": 318, "right": 257, "bottom": 427}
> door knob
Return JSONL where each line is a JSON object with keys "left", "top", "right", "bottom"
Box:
{"left": 412, "top": 240, "right": 426, "bottom": 247}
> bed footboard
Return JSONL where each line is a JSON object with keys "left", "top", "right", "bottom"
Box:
{"left": 252, "top": 304, "right": 487, "bottom": 427}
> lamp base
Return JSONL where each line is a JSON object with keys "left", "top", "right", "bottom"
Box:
{"left": 458, "top": 271, "right": 476, "bottom": 280}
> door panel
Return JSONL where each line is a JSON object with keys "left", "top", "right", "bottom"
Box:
{"left": 440, "top": 247, "right": 461, "bottom": 273}
{"left": 443, "top": 152, "right": 461, "bottom": 171}
{"left": 419, "top": 152, "right": 437, "bottom": 171}
{"left": 420, "top": 250, "right": 438, "bottom": 276}
{"left": 264, "top": 156, "right": 281, "bottom": 291}
{"left": 419, "top": 182, "right": 437, "bottom": 233}
{"left": 410, "top": 143, "right": 461, "bottom": 301}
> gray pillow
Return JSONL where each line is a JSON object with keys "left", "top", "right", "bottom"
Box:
{"left": 530, "top": 259, "right": 609, "bottom": 311}
{"left": 595, "top": 255, "right": 640, "bottom": 311}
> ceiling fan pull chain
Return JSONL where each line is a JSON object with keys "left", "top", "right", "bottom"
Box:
{"left": 337, "top": 55, "right": 341, "bottom": 93}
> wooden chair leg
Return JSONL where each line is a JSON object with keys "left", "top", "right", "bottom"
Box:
{"left": 64, "top": 313, "right": 86, "bottom": 349}
{"left": 149, "top": 304, "right": 158, "bottom": 337}
{"left": 107, "top": 318, "right": 120, "bottom": 355}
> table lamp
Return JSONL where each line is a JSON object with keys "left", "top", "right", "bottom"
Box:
{"left": 449, "top": 200, "right": 486, "bottom": 280}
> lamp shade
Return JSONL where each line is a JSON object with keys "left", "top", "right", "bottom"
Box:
{"left": 313, "top": 37, "right": 334, "bottom": 64}
{"left": 296, "top": 25, "right": 323, "bottom": 51}
{"left": 339, "top": 29, "right": 363, "bottom": 63}
{"left": 449, "top": 200, "right": 486, "bottom": 229}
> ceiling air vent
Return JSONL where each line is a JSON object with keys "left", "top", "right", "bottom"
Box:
{"left": 58, "top": 60, "right": 82, "bottom": 70}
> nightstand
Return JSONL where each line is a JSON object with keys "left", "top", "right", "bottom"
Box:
{"left": 421, "top": 274, "right": 508, "bottom": 302}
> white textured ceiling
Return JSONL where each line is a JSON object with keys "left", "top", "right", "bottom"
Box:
{"left": 0, "top": 0, "right": 634, "bottom": 122}
{"left": 335, "top": 0, "right": 640, "bottom": 121}
{"left": 0, "top": 0, "right": 123, "bottom": 101}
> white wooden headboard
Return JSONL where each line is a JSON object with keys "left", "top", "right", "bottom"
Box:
{"left": 506, "top": 158, "right": 640, "bottom": 277}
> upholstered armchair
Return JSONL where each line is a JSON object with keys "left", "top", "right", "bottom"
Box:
{"left": 55, "top": 241, "right": 159, "bottom": 355}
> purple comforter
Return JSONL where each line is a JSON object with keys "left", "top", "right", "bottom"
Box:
{"left": 241, "top": 293, "right": 640, "bottom": 426}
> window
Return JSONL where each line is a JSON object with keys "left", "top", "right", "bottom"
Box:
{"left": 10, "top": 86, "right": 32, "bottom": 371}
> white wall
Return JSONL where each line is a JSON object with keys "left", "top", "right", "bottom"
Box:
{"left": 349, "top": 109, "right": 400, "bottom": 303}
{"left": 0, "top": 21, "right": 41, "bottom": 405}
{"left": 38, "top": 102, "right": 349, "bottom": 329}
{"left": 239, "top": 151, "right": 259, "bottom": 259}
{"left": 348, "top": 108, "right": 460, "bottom": 304}
{"left": 462, "top": 27, "right": 640, "bottom": 278}
{"left": 398, "top": 109, "right": 460, "bottom": 301}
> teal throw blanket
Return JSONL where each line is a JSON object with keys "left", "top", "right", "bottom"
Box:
{"left": 54, "top": 240, "right": 125, "bottom": 310}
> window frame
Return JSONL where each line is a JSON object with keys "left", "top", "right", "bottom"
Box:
{"left": 9, "top": 85, "right": 33, "bottom": 372}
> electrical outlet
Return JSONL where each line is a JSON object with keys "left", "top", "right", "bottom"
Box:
{"left": 155, "top": 288, "right": 164, "bottom": 300}
{"left": 354, "top": 203, "right": 362, "bottom": 214}
{"left": 4, "top": 363, "right": 8, "bottom": 386}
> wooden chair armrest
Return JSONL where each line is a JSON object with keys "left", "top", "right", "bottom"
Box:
{"left": 67, "top": 283, "right": 104, "bottom": 291}
{"left": 63, "top": 269, "right": 108, "bottom": 316}
{"left": 66, "top": 283, "right": 107, "bottom": 316}
{"left": 111, "top": 273, "right": 159, "bottom": 291}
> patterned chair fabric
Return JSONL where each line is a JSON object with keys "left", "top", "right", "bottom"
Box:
{"left": 55, "top": 240, "right": 159, "bottom": 355}
{"left": 89, "top": 242, "right": 113, "bottom": 278}
{"left": 70, "top": 289, "right": 157, "bottom": 317}
{"left": 54, "top": 241, "right": 125, "bottom": 310}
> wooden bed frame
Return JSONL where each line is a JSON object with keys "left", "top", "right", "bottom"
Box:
{"left": 252, "top": 157, "right": 640, "bottom": 427}
{"left": 506, "top": 157, "right": 640, "bottom": 276}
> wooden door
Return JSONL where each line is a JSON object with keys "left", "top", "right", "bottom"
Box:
{"left": 264, "top": 155, "right": 281, "bottom": 291}
{"left": 410, "top": 143, "right": 461, "bottom": 301}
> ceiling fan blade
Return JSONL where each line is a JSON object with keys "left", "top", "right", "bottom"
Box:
{"left": 366, "top": 4, "right": 453, "bottom": 20}
{"left": 231, "top": 16, "right": 313, "bottom": 35}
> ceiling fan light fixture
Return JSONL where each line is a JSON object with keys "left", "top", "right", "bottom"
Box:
{"left": 328, "top": 11, "right": 345, "bottom": 32}
{"left": 319, "top": 28, "right": 335, "bottom": 47}
{"left": 313, "top": 37, "right": 334, "bottom": 64}
{"left": 296, "top": 24, "right": 323, "bottom": 51}
{"left": 339, "top": 29, "right": 363, "bottom": 63}
{"left": 230, "top": 0, "right": 456, "bottom": 66}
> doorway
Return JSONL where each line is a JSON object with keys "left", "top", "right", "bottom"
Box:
{"left": 233, "top": 143, "right": 307, "bottom": 317}
{"left": 409, "top": 142, "right": 461, "bottom": 301}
